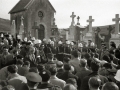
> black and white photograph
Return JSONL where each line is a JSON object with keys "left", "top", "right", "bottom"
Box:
{"left": 0, "top": 0, "right": 120, "bottom": 90}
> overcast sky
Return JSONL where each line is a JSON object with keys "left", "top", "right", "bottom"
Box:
{"left": 0, "top": 0, "right": 120, "bottom": 28}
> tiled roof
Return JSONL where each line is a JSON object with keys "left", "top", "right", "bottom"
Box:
{"left": 9, "top": 0, "right": 56, "bottom": 14}
{"left": 9, "top": 0, "right": 30, "bottom": 14}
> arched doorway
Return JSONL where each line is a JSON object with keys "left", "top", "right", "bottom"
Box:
{"left": 38, "top": 24, "right": 45, "bottom": 40}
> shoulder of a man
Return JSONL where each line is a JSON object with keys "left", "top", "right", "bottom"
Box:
{"left": 80, "top": 76, "right": 90, "bottom": 90}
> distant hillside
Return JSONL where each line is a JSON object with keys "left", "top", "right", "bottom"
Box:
{"left": 0, "top": 18, "right": 10, "bottom": 32}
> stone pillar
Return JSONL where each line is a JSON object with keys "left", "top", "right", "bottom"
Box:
{"left": 36, "top": 29, "right": 38, "bottom": 39}
{"left": 11, "top": 20, "right": 16, "bottom": 37}
{"left": 65, "top": 30, "right": 69, "bottom": 40}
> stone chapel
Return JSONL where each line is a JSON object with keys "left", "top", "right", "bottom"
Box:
{"left": 9, "top": 0, "right": 56, "bottom": 40}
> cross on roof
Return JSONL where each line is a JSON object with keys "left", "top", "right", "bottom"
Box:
{"left": 70, "top": 12, "right": 76, "bottom": 26}
{"left": 87, "top": 16, "right": 94, "bottom": 23}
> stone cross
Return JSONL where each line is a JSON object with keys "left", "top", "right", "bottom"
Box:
{"left": 87, "top": 16, "right": 94, "bottom": 32}
{"left": 112, "top": 14, "right": 120, "bottom": 34}
{"left": 77, "top": 16, "right": 80, "bottom": 25}
{"left": 70, "top": 12, "right": 76, "bottom": 26}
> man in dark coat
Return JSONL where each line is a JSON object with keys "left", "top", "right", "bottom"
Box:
{"left": 58, "top": 64, "right": 78, "bottom": 81}
{"left": 80, "top": 60, "right": 108, "bottom": 90}
{"left": 56, "top": 41, "right": 65, "bottom": 61}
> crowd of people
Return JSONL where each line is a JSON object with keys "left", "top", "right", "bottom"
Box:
{"left": 0, "top": 33, "right": 120, "bottom": 90}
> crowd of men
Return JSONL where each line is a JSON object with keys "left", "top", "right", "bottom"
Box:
{"left": 0, "top": 33, "right": 120, "bottom": 90}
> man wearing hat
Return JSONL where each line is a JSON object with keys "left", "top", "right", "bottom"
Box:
{"left": 38, "top": 70, "right": 62, "bottom": 90}
{"left": 20, "top": 72, "right": 42, "bottom": 90}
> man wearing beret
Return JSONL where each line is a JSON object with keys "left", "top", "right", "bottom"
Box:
{"left": 21, "top": 72, "right": 42, "bottom": 90}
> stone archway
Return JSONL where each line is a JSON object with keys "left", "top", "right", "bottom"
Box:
{"left": 38, "top": 24, "right": 45, "bottom": 40}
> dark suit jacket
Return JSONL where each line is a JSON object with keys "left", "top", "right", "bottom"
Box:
{"left": 80, "top": 71, "right": 108, "bottom": 90}
{"left": 76, "top": 68, "right": 91, "bottom": 89}
{"left": 59, "top": 71, "right": 78, "bottom": 81}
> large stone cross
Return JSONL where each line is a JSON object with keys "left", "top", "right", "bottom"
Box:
{"left": 112, "top": 14, "right": 120, "bottom": 34}
{"left": 87, "top": 16, "right": 94, "bottom": 32}
{"left": 70, "top": 12, "right": 76, "bottom": 26}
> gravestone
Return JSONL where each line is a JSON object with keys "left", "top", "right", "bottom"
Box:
{"left": 84, "top": 16, "right": 95, "bottom": 45}
{"left": 68, "top": 12, "right": 76, "bottom": 41}
{"left": 110, "top": 14, "right": 120, "bottom": 48}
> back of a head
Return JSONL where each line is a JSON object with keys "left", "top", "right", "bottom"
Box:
{"left": 29, "top": 67, "right": 39, "bottom": 73}
{"left": 7, "top": 65, "right": 18, "bottom": 74}
{"left": 49, "top": 67, "right": 57, "bottom": 76}
{"left": 47, "top": 53, "right": 54, "bottom": 60}
{"left": 71, "top": 50, "right": 79, "bottom": 58}
{"left": 103, "top": 55, "right": 110, "bottom": 63}
{"left": 102, "top": 82, "right": 119, "bottom": 90}
{"left": 37, "top": 64, "right": 45, "bottom": 72}
{"left": 56, "top": 61, "right": 63, "bottom": 68}
{"left": 16, "top": 60, "right": 24, "bottom": 66}
{"left": 84, "top": 53, "right": 91, "bottom": 59}
{"left": 90, "top": 61, "right": 100, "bottom": 72}
{"left": 64, "top": 64, "right": 71, "bottom": 71}
{"left": 79, "top": 59, "right": 87, "bottom": 67}
{"left": 64, "top": 84, "right": 76, "bottom": 90}
{"left": 16, "top": 55, "right": 23, "bottom": 60}
{"left": 63, "top": 57, "right": 70, "bottom": 63}
{"left": 39, "top": 70, "right": 51, "bottom": 82}
{"left": 66, "top": 78, "right": 77, "bottom": 86}
{"left": 89, "top": 76, "right": 101, "bottom": 89}
{"left": 24, "top": 61, "right": 30, "bottom": 66}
